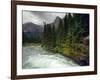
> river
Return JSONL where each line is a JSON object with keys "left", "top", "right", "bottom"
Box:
{"left": 22, "top": 45, "right": 79, "bottom": 69}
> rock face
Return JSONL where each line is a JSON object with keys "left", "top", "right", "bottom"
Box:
{"left": 22, "top": 22, "right": 43, "bottom": 43}
{"left": 54, "top": 16, "right": 62, "bottom": 29}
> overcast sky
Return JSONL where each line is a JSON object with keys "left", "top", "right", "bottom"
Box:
{"left": 22, "top": 11, "right": 66, "bottom": 25}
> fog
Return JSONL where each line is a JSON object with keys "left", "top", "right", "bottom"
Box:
{"left": 22, "top": 11, "right": 66, "bottom": 25}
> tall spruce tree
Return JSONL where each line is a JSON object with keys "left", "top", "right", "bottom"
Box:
{"left": 52, "top": 24, "right": 56, "bottom": 47}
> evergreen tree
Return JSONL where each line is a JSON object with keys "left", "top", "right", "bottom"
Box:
{"left": 52, "top": 24, "right": 56, "bottom": 47}
{"left": 42, "top": 22, "right": 47, "bottom": 46}
{"left": 56, "top": 18, "right": 64, "bottom": 45}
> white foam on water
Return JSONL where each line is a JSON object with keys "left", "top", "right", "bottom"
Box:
{"left": 22, "top": 46, "right": 79, "bottom": 69}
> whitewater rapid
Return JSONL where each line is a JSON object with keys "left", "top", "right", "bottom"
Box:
{"left": 22, "top": 45, "right": 79, "bottom": 69}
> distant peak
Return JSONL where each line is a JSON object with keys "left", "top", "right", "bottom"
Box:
{"left": 55, "top": 16, "right": 62, "bottom": 21}
{"left": 56, "top": 16, "right": 61, "bottom": 19}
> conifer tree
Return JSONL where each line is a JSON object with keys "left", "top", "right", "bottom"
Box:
{"left": 52, "top": 24, "right": 56, "bottom": 47}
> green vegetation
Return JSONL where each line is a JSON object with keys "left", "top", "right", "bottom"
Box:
{"left": 42, "top": 13, "right": 89, "bottom": 66}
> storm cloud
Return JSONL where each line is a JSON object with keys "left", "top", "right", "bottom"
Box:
{"left": 22, "top": 11, "right": 66, "bottom": 25}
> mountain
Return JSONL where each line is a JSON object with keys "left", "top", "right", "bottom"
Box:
{"left": 22, "top": 22, "right": 43, "bottom": 32}
{"left": 22, "top": 22, "right": 43, "bottom": 43}
{"left": 54, "top": 16, "right": 62, "bottom": 29}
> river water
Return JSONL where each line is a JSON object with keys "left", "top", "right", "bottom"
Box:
{"left": 22, "top": 45, "right": 79, "bottom": 69}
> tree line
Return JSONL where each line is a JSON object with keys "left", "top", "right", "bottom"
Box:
{"left": 42, "top": 13, "right": 89, "bottom": 66}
